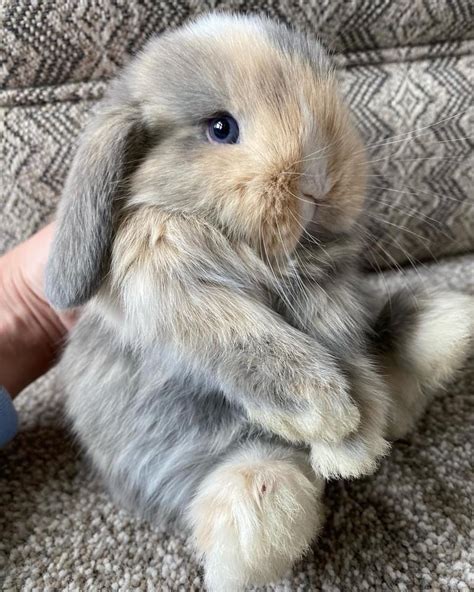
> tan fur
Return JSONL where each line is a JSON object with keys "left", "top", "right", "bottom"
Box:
{"left": 188, "top": 444, "right": 324, "bottom": 591}
{"left": 130, "top": 29, "right": 366, "bottom": 268}
{"left": 303, "top": 77, "right": 367, "bottom": 232}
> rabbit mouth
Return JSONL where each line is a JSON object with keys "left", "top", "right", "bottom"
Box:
{"left": 256, "top": 194, "right": 305, "bottom": 264}
{"left": 299, "top": 192, "right": 317, "bottom": 232}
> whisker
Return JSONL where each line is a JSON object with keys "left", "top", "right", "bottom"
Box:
{"left": 289, "top": 144, "right": 331, "bottom": 168}
{"left": 366, "top": 183, "right": 473, "bottom": 206}
{"left": 366, "top": 196, "right": 453, "bottom": 241}
{"left": 355, "top": 108, "right": 473, "bottom": 154}
{"left": 364, "top": 155, "right": 468, "bottom": 166}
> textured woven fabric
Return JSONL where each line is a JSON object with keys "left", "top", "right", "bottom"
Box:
{"left": 3, "top": 0, "right": 474, "bottom": 89}
{"left": 1, "top": 1, "right": 473, "bottom": 590}
{"left": 2, "top": 1, "right": 473, "bottom": 266}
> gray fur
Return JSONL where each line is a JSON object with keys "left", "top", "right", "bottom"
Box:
{"left": 62, "top": 311, "right": 253, "bottom": 522}
{"left": 372, "top": 287, "right": 425, "bottom": 355}
{"left": 45, "top": 102, "right": 148, "bottom": 308}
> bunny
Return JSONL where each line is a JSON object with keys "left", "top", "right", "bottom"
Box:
{"left": 45, "top": 13, "right": 473, "bottom": 591}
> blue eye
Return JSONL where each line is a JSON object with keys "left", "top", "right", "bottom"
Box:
{"left": 207, "top": 114, "right": 239, "bottom": 144}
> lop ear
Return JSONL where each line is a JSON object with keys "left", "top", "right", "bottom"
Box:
{"left": 45, "top": 103, "right": 145, "bottom": 309}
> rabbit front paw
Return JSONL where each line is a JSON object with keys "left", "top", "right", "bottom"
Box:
{"left": 247, "top": 370, "right": 360, "bottom": 445}
{"left": 310, "top": 434, "right": 390, "bottom": 479}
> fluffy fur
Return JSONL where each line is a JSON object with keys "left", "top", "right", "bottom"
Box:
{"left": 46, "top": 13, "right": 473, "bottom": 591}
{"left": 188, "top": 443, "right": 324, "bottom": 591}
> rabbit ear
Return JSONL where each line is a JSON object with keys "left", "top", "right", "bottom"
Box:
{"left": 45, "top": 104, "right": 144, "bottom": 309}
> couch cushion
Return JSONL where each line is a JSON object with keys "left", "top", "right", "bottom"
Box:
{"left": 2, "top": 1, "right": 473, "bottom": 267}
{"left": 3, "top": 0, "right": 473, "bottom": 89}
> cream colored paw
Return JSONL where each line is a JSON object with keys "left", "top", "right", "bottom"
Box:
{"left": 407, "top": 292, "right": 474, "bottom": 388}
{"left": 188, "top": 445, "right": 325, "bottom": 591}
{"left": 310, "top": 434, "right": 390, "bottom": 480}
{"left": 247, "top": 374, "right": 360, "bottom": 445}
{"left": 248, "top": 401, "right": 360, "bottom": 446}
{"left": 315, "top": 398, "right": 361, "bottom": 442}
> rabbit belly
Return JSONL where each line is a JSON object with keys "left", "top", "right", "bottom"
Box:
{"left": 61, "top": 312, "right": 250, "bottom": 523}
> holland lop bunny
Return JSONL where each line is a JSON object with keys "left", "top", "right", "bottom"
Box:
{"left": 46, "top": 13, "right": 473, "bottom": 591}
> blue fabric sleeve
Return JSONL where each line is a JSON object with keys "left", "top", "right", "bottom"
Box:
{"left": 0, "top": 386, "right": 18, "bottom": 447}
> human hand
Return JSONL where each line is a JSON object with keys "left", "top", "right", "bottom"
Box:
{"left": 0, "top": 223, "right": 77, "bottom": 397}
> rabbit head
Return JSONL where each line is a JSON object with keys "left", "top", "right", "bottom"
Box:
{"left": 46, "top": 13, "right": 366, "bottom": 309}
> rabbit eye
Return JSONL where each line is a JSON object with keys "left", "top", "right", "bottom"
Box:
{"left": 207, "top": 114, "right": 239, "bottom": 144}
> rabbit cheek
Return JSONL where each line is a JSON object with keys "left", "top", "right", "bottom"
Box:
{"left": 321, "top": 147, "right": 367, "bottom": 233}
{"left": 311, "top": 90, "right": 367, "bottom": 233}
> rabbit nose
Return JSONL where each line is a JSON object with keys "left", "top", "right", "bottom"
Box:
{"left": 299, "top": 167, "right": 327, "bottom": 200}
{"left": 299, "top": 191, "right": 317, "bottom": 229}
{"left": 299, "top": 178, "right": 319, "bottom": 202}
{"left": 300, "top": 178, "right": 326, "bottom": 202}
